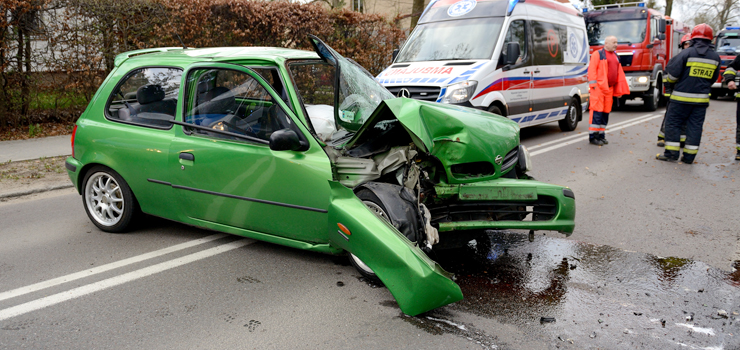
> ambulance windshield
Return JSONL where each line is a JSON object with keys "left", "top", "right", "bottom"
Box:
{"left": 395, "top": 17, "right": 504, "bottom": 63}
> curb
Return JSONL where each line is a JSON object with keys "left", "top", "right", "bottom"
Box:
{"left": 0, "top": 183, "right": 75, "bottom": 200}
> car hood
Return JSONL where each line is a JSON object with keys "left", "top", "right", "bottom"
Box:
{"left": 346, "top": 98, "right": 520, "bottom": 180}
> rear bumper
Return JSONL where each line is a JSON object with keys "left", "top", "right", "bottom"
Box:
{"left": 432, "top": 178, "right": 576, "bottom": 235}
{"left": 65, "top": 157, "right": 82, "bottom": 193}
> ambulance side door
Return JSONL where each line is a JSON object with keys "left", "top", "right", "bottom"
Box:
{"left": 499, "top": 19, "right": 534, "bottom": 125}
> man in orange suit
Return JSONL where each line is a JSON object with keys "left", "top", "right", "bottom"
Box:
{"left": 587, "top": 36, "right": 630, "bottom": 146}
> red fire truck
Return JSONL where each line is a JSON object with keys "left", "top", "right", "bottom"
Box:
{"left": 583, "top": 2, "right": 688, "bottom": 111}
{"left": 712, "top": 26, "right": 740, "bottom": 99}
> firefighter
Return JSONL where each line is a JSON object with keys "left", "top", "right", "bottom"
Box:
{"left": 657, "top": 34, "right": 692, "bottom": 147}
{"left": 587, "top": 35, "right": 630, "bottom": 146}
{"left": 657, "top": 24, "right": 721, "bottom": 164}
{"left": 723, "top": 54, "right": 740, "bottom": 160}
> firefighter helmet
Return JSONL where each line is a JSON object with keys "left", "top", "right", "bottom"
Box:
{"left": 691, "top": 23, "right": 714, "bottom": 41}
{"left": 681, "top": 34, "right": 692, "bottom": 44}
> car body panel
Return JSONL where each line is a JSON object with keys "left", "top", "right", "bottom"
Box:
{"left": 66, "top": 39, "right": 575, "bottom": 317}
{"left": 326, "top": 181, "right": 463, "bottom": 316}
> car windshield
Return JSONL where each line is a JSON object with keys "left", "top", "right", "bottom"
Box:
{"left": 586, "top": 20, "right": 646, "bottom": 45}
{"left": 717, "top": 36, "right": 740, "bottom": 53}
{"left": 395, "top": 17, "right": 504, "bottom": 62}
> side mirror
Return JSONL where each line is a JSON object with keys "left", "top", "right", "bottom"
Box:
{"left": 503, "top": 42, "right": 520, "bottom": 66}
{"left": 658, "top": 19, "right": 666, "bottom": 33}
{"left": 658, "top": 33, "right": 665, "bottom": 40}
{"left": 392, "top": 49, "right": 399, "bottom": 62}
{"left": 269, "top": 129, "right": 302, "bottom": 151}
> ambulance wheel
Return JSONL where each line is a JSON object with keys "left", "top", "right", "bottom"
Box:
{"left": 487, "top": 105, "right": 504, "bottom": 116}
{"left": 558, "top": 98, "right": 580, "bottom": 132}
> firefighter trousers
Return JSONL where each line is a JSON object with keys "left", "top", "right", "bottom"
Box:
{"left": 657, "top": 99, "right": 687, "bottom": 142}
{"left": 663, "top": 101, "right": 707, "bottom": 163}
{"left": 735, "top": 99, "right": 740, "bottom": 153}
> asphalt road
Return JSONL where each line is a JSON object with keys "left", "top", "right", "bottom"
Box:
{"left": 0, "top": 98, "right": 738, "bottom": 349}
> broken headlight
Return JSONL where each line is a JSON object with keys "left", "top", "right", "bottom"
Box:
{"left": 516, "top": 145, "right": 532, "bottom": 173}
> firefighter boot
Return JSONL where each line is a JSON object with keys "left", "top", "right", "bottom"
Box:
{"left": 735, "top": 150, "right": 740, "bottom": 161}
{"left": 589, "top": 138, "right": 604, "bottom": 146}
{"left": 656, "top": 153, "right": 678, "bottom": 162}
{"left": 681, "top": 155, "right": 696, "bottom": 164}
{"left": 657, "top": 137, "right": 665, "bottom": 147}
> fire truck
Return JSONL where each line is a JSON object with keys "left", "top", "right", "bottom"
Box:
{"left": 712, "top": 26, "right": 740, "bottom": 99}
{"left": 583, "top": 2, "right": 688, "bottom": 111}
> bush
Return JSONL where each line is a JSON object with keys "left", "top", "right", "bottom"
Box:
{"left": 1, "top": 0, "right": 406, "bottom": 130}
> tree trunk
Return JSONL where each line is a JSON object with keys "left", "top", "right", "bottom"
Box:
{"left": 410, "top": 0, "right": 425, "bottom": 31}
{"left": 665, "top": 0, "right": 673, "bottom": 17}
{"left": 22, "top": 28, "right": 31, "bottom": 117}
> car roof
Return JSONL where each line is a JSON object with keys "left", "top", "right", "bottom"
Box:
{"left": 115, "top": 47, "right": 320, "bottom": 67}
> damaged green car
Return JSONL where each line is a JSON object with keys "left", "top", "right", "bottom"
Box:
{"left": 65, "top": 36, "right": 575, "bottom": 316}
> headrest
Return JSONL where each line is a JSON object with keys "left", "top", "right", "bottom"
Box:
{"left": 137, "top": 85, "right": 165, "bottom": 105}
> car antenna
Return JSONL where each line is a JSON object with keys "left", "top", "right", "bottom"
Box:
{"left": 158, "top": 3, "right": 187, "bottom": 49}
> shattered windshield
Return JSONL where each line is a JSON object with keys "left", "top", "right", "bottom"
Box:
{"left": 335, "top": 55, "right": 395, "bottom": 132}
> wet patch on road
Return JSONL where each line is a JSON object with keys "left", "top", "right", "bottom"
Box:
{"left": 427, "top": 231, "right": 740, "bottom": 349}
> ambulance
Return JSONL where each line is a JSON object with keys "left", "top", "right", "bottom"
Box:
{"left": 377, "top": 0, "right": 590, "bottom": 131}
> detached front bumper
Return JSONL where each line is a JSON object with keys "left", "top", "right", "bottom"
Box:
{"left": 431, "top": 178, "right": 576, "bottom": 235}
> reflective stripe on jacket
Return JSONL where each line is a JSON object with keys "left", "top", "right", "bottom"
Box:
{"left": 588, "top": 49, "right": 630, "bottom": 112}
{"left": 666, "top": 40, "right": 721, "bottom": 105}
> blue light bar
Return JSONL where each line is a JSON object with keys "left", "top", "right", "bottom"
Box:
{"left": 637, "top": 2, "right": 645, "bottom": 7}
{"left": 582, "top": 7, "right": 588, "bottom": 12}
{"left": 506, "top": 0, "right": 518, "bottom": 16}
{"left": 726, "top": 26, "right": 740, "bottom": 30}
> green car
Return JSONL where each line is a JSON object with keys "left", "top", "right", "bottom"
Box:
{"left": 66, "top": 36, "right": 575, "bottom": 316}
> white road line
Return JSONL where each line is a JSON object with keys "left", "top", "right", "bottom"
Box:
{"left": 0, "top": 233, "right": 228, "bottom": 303}
{"left": 0, "top": 239, "right": 252, "bottom": 321}
{"left": 530, "top": 114, "right": 664, "bottom": 157}
{"left": 527, "top": 113, "right": 659, "bottom": 151}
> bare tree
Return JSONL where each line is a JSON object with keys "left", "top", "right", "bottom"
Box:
{"left": 678, "top": 0, "right": 739, "bottom": 28}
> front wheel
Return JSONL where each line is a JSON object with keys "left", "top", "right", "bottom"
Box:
{"left": 558, "top": 97, "right": 580, "bottom": 131}
{"left": 349, "top": 189, "right": 395, "bottom": 284}
{"left": 82, "top": 166, "right": 139, "bottom": 233}
{"left": 643, "top": 83, "right": 659, "bottom": 111}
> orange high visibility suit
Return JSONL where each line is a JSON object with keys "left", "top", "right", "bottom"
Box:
{"left": 588, "top": 48, "right": 630, "bottom": 141}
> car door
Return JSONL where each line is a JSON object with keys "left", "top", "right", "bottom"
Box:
{"left": 499, "top": 19, "right": 534, "bottom": 125}
{"left": 168, "top": 62, "right": 334, "bottom": 244}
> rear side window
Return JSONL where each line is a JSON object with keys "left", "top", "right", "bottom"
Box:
{"left": 107, "top": 67, "right": 183, "bottom": 128}
{"left": 531, "top": 21, "right": 565, "bottom": 66}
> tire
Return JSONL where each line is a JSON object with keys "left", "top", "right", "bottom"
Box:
{"left": 349, "top": 188, "right": 395, "bottom": 284}
{"left": 487, "top": 105, "right": 504, "bottom": 116}
{"left": 82, "top": 165, "right": 139, "bottom": 233}
{"left": 643, "top": 83, "right": 659, "bottom": 111}
{"left": 558, "top": 97, "right": 580, "bottom": 132}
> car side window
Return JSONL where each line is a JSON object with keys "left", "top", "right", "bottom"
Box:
{"left": 107, "top": 67, "right": 182, "bottom": 127}
{"left": 184, "top": 68, "right": 298, "bottom": 143}
{"left": 500, "top": 20, "right": 528, "bottom": 67}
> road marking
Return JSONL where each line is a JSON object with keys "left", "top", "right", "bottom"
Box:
{"left": 530, "top": 114, "right": 663, "bottom": 157}
{"left": 528, "top": 113, "right": 658, "bottom": 151}
{"left": 0, "top": 233, "right": 229, "bottom": 303}
{"left": 0, "top": 239, "right": 252, "bottom": 321}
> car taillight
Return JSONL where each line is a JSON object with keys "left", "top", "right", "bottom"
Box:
{"left": 71, "top": 125, "right": 77, "bottom": 158}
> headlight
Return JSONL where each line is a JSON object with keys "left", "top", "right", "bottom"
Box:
{"left": 517, "top": 144, "right": 532, "bottom": 173}
{"left": 441, "top": 80, "right": 477, "bottom": 104}
{"left": 637, "top": 76, "right": 649, "bottom": 83}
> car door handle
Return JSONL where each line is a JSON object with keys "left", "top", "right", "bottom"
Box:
{"left": 533, "top": 70, "right": 541, "bottom": 74}
{"left": 179, "top": 152, "right": 194, "bottom": 161}
{"left": 523, "top": 70, "right": 531, "bottom": 74}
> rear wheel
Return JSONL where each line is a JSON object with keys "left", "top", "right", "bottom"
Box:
{"left": 82, "top": 166, "right": 139, "bottom": 233}
{"left": 558, "top": 97, "right": 580, "bottom": 131}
